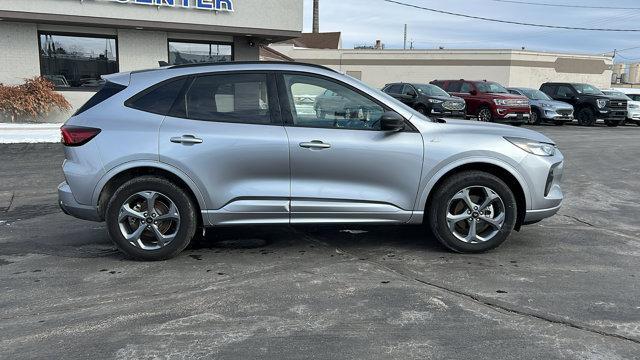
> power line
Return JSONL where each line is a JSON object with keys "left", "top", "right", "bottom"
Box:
{"left": 384, "top": 0, "right": 640, "bottom": 31}
{"left": 488, "top": 0, "right": 640, "bottom": 10}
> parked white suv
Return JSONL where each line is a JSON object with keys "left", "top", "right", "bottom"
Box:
{"left": 609, "top": 88, "right": 640, "bottom": 125}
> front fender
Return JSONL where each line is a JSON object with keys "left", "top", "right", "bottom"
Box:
{"left": 415, "top": 154, "right": 532, "bottom": 212}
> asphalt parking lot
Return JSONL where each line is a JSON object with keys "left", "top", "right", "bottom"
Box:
{"left": 1, "top": 124, "right": 639, "bottom": 359}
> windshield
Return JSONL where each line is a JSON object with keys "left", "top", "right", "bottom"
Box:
{"left": 573, "top": 84, "right": 604, "bottom": 96}
{"left": 415, "top": 84, "right": 450, "bottom": 97}
{"left": 476, "top": 82, "right": 508, "bottom": 94}
{"left": 602, "top": 90, "right": 631, "bottom": 101}
{"left": 353, "top": 75, "right": 433, "bottom": 122}
{"left": 519, "top": 89, "right": 551, "bottom": 101}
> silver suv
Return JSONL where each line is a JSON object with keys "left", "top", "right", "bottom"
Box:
{"left": 58, "top": 62, "right": 564, "bottom": 260}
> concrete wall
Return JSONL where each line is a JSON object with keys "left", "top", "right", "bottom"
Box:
{"left": 0, "top": 22, "right": 40, "bottom": 85}
{"left": 117, "top": 29, "right": 169, "bottom": 71}
{"left": 272, "top": 45, "right": 614, "bottom": 90}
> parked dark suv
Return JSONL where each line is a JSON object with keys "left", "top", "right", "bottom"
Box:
{"left": 431, "top": 80, "right": 530, "bottom": 125}
{"left": 382, "top": 83, "right": 466, "bottom": 117}
{"left": 539, "top": 83, "right": 627, "bottom": 127}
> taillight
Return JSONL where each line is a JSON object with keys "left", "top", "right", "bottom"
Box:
{"left": 61, "top": 125, "right": 101, "bottom": 146}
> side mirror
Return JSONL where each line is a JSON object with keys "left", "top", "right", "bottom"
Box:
{"left": 380, "top": 111, "right": 405, "bottom": 132}
{"left": 470, "top": 90, "right": 478, "bottom": 96}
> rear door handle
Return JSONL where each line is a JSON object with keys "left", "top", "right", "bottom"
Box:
{"left": 299, "top": 140, "right": 331, "bottom": 149}
{"left": 170, "top": 135, "right": 203, "bottom": 145}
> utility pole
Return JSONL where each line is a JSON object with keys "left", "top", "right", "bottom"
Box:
{"left": 403, "top": 24, "right": 407, "bottom": 50}
{"left": 312, "top": 0, "right": 320, "bottom": 33}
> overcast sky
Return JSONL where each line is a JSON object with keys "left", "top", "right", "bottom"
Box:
{"left": 302, "top": 0, "right": 640, "bottom": 63}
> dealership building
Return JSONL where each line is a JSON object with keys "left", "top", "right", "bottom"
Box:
{"left": 270, "top": 43, "right": 614, "bottom": 90}
{"left": 0, "top": 0, "right": 302, "bottom": 121}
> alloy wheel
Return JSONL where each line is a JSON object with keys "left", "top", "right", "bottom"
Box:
{"left": 478, "top": 108, "right": 492, "bottom": 122}
{"left": 118, "top": 191, "right": 180, "bottom": 250}
{"left": 529, "top": 111, "right": 538, "bottom": 125}
{"left": 446, "top": 186, "right": 506, "bottom": 244}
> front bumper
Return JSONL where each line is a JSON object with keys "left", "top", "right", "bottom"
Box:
{"left": 520, "top": 151, "right": 564, "bottom": 224}
{"left": 599, "top": 109, "right": 627, "bottom": 121}
{"left": 494, "top": 107, "right": 530, "bottom": 123}
{"left": 58, "top": 181, "right": 102, "bottom": 222}
{"left": 627, "top": 109, "right": 640, "bottom": 120}
{"left": 540, "top": 108, "right": 573, "bottom": 122}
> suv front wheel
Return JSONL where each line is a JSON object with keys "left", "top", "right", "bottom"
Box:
{"left": 576, "top": 107, "right": 597, "bottom": 126}
{"left": 477, "top": 106, "right": 493, "bottom": 122}
{"left": 105, "top": 176, "right": 197, "bottom": 261}
{"left": 428, "top": 171, "right": 517, "bottom": 253}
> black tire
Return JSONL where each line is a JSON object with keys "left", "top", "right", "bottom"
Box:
{"left": 620, "top": 119, "right": 627, "bottom": 126}
{"left": 105, "top": 176, "right": 197, "bottom": 261}
{"left": 636, "top": 120, "right": 640, "bottom": 126}
{"left": 427, "top": 171, "right": 517, "bottom": 253}
{"left": 604, "top": 120, "right": 619, "bottom": 127}
{"left": 530, "top": 109, "right": 542, "bottom": 125}
{"left": 477, "top": 106, "right": 493, "bottom": 122}
{"left": 576, "top": 107, "right": 597, "bottom": 126}
{"left": 415, "top": 105, "right": 428, "bottom": 115}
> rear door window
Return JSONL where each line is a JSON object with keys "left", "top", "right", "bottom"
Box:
{"left": 178, "top": 73, "right": 273, "bottom": 125}
{"left": 447, "top": 81, "right": 462, "bottom": 92}
{"left": 460, "top": 82, "right": 473, "bottom": 93}
{"left": 386, "top": 84, "right": 403, "bottom": 94}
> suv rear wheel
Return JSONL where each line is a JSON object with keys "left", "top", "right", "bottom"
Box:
{"left": 477, "top": 106, "right": 493, "bottom": 122}
{"left": 106, "top": 176, "right": 197, "bottom": 261}
{"left": 428, "top": 171, "right": 517, "bottom": 253}
{"left": 576, "top": 107, "right": 597, "bottom": 126}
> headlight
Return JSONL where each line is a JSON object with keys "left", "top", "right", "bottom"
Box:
{"left": 505, "top": 137, "right": 556, "bottom": 157}
{"left": 630, "top": 104, "right": 639, "bottom": 109}
{"left": 494, "top": 99, "right": 508, "bottom": 106}
{"left": 597, "top": 99, "right": 608, "bottom": 109}
{"left": 428, "top": 99, "right": 443, "bottom": 104}
{"left": 541, "top": 103, "right": 552, "bottom": 108}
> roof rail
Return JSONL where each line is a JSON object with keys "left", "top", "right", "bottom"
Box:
{"left": 168, "top": 61, "right": 338, "bottom": 73}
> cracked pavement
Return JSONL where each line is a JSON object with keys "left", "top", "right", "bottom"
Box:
{"left": 1, "top": 125, "right": 639, "bottom": 359}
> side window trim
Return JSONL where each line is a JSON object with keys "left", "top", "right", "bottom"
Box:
{"left": 125, "top": 75, "right": 192, "bottom": 116}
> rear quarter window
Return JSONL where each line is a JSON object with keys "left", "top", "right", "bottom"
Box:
{"left": 126, "top": 78, "right": 188, "bottom": 116}
{"left": 75, "top": 82, "right": 127, "bottom": 115}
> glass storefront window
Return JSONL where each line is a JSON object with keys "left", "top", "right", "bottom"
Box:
{"left": 39, "top": 33, "right": 118, "bottom": 89}
{"left": 168, "top": 40, "right": 233, "bottom": 65}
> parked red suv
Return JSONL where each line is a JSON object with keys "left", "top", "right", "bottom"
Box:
{"left": 431, "top": 80, "right": 531, "bottom": 125}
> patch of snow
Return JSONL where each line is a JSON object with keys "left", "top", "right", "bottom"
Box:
{"left": 0, "top": 123, "right": 63, "bottom": 144}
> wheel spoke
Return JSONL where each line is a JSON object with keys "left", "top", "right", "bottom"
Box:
{"left": 156, "top": 202, "right": 180, "bottom": 221}
{"left": 141, "top": 191, "right": 160, "bottom": 214}
{"left": 447, "top": 212, "right": 471, "bottom": 232}
{"left": 482, "top": 212, "right": 505, "bottom": 229}
{"left": 125, "top": 223, "right": 146, "bottom": 243}
{"left": 452, "top": 188, "right": 477, "bottom": 211}
{"left": 478, "top": 187, "right": 500, "bottom": 211}
{"left": 119, "top": 204, "right": 145, "bottom": 222}
{"left": 465, "top": 219, "right": 478, "bottom": 243}
{"left": 150, "top": 224, "right": 176, "bottom": 247}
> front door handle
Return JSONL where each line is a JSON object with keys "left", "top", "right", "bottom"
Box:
{"left": 170, "top": 135, "right": 203, "bottom": 145}
{"left": 299, "top": 140, "right": 331, "bottom": 149}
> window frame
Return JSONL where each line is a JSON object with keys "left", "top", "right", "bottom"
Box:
{"left": 37, "top": 31, "right": 120, "bottom": 91}
{"left": 160, "top": 71, "right": 283, "bottom": 126}
{"left": 167, "top": 39, "right": 235, "bottom": 65}
{"left": 275, "top": 71, "right": 417, "bottom": 132}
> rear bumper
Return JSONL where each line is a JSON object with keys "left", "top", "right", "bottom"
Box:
{"left": 58, "top": 181, "right": 102, "bottom": 222}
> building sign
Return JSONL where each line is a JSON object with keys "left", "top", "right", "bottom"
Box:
{"left": 112, "top": 0, "right": 234, "bottom": 12}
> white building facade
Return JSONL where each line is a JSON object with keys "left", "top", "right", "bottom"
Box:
{"left": 0, "top": 0, "right": 303, "bottom": 120}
